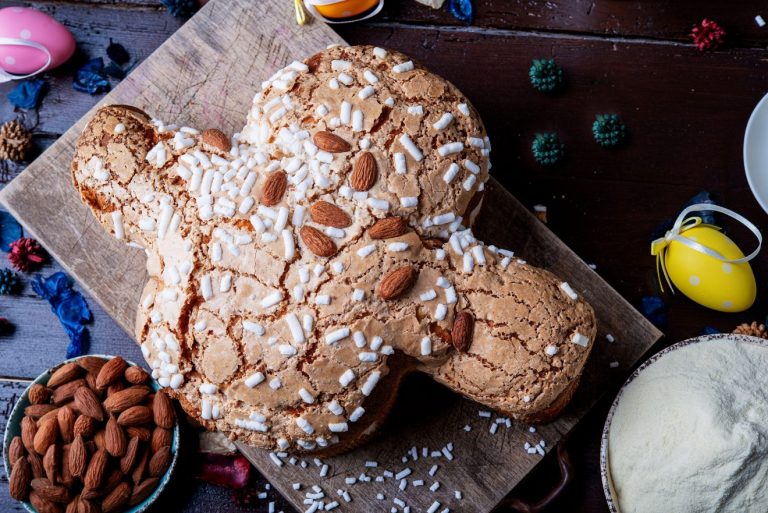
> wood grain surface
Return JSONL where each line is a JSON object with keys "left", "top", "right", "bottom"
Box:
{"left": 0, "top": 0, "right": 661, "bottom": 511}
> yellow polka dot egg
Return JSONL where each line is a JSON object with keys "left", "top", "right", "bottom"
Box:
{"left": 665, "top": 225, "right": 756, "bottom": 312}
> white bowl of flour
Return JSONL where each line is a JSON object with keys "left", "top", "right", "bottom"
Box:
{"left": 601, "top": 334, "right": 768, "bottom": 513}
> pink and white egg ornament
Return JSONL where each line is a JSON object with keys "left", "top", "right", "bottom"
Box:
{"left": 0, "top": 6, "right": 75, "bottom": 77}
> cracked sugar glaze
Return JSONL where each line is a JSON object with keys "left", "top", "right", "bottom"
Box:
{"left": 608, "top": 337, "right": 768, "bottom": 513}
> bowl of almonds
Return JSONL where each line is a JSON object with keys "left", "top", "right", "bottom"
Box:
{"left": 3, "top": 355, "right": 180, "bottom": 513}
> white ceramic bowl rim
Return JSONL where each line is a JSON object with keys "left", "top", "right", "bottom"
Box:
{"left": 743, "top": 91, "right": 768, "bottom": 214}
{"left": 2, "top": 354, "right": 180, "bottom": 513}
{"left": 599, "top": 333, "right": 768, "bottom": 513}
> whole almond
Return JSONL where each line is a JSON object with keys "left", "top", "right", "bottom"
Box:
{"left": 43, "top": 444, "right": 58, "bottom": 484}
{"left": 68, "top": 435, "right": 88, "bottom": 478}
{"left": 93, "top": 430, "right": 106, "bottom": 450}
{"left": 261, "top": 170, "right": 287, "bottom": 206}
{"left": 74, "top": 387, "right": 104, "bottom": 421}
{"left": 105, "top": 416, "right": 127, "bottom": 457}
{"left": 378, "top": 265, "right": 419, "bottom": 300}
{"left": 124, "top": 367, "right": 149, "bottom": 385}
{"left": 31, "top": 477, "right": 70, "bottom": 503}
{"left": 117, "top": 406, "right": 153, "bottom": 427}
{"left": 65, "top": 498, "right": 77, "bottom": 513}
{"left": 36, "top": 408, "right": 61, "bottom": 428}
{"left": 148, "top": 446, "right": 172, "bottom": 477}
{"left": 95, "top": 357, "right": 127, "bottom": 389}
{"left": 120, "top": 436, "right": 141, "bottom": 474}
{"left": 103, "top": 387, "right": 150, "bottom": 414}
{"left": 131, "top": 447, "right": 149, "bottom": 485}
{"left": 29, "top": 490, "right": 61, "bottom": 513}
{"left": 152, "top": 391, "right": 175, "bottom": 429}
{"left": 21, "top": 416, "right": 37, "bottom": 452}
{"left": 33, "top": 417, "right": 58, "bottom": 455}
{"left": 84, "top": 373, "right": 99, "bottom": 394}
{"left": 28, "top": 384, "right": 52, "bottom": 405}
{"left": 369, "top": 217, "right": 407, "bottom": 239}
{"left": 77, "top": 498, "right": 99, "bottom": 513}
{"left": 73, "top": 415, "right": 96, "bottom": 438}
{"left": 57, "top": 406, "right": 75, "bottom": 444}
{"left": 128, "top": 477, "right": 158, "bottom": 506}
{"left": 101, "top": 481, "right": 131, "bottom": 513}
{"left": 201, "top": 128, "right": 230, "bottom": 152}
{"left": 28, "top": 452, "right": 45, "bottom": 479}
{"left": 48, "top": 363, "right": 82, "bottom": 389}
{"left": 107, "top": 381, "right": 126, "bottom": 397}
{"left": 52, "top": 379, "right": 86, "bottom": 405}
{"left": 77, "top": 356, "right": 106, "bottom": 376}
{"left": 84, "top": 449, "right": 108, "bottom": 490}
{"left": 9, "top": 456, "right": 31, "bottom": 500}
{"left": 25, "top": 404, "right": 57, "bottom": 419}
{"left": 299, "top": 226, "right": 337, "bottom": 257}
{"left": 59, "top": 445, "right": 75, "bottom": 488}
{"left": 125, "top": 426, "right": 151, "bottom": 442}
{"left": 452, "top": 311, "right": 474, "bottom": 352}
{"left": 9, "top": 436, "right": 25, "bottom": 464}
{"left": 150, "top": 427, "right": 172, "bottom": 454}
{"left": 350, "top": 151, "right": 377, "bottom": 191}
{"left": 313, "top": 130, "right": 350, "bottom": 153}
{"left": 309, "top": 201, "right": 352, "bottom": 228}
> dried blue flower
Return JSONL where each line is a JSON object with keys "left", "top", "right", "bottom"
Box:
{"left": 447, "top": 0, "right": 473, "bottom": 23}
{"left": 0, "top": 211, "right": 23, "bottom": 252}
{"left": 701, "top": 326, "right": 720, "bottom": 335}
{"left": 640, "top": 295, "right": 667, "bottom": 329}
{"left": 161, "top": 0, "right": 199, "bottom": 18}
{"left": 106, "top": 39, "right": 130, "bottom": 65}
{"left": 73, "top": 58, "right": 111, "bottom": 95}
{"left": 7, "top": 79, "right": 46, "bottom": 110}
{"left": 32, "top": 272, "right": 92, "bottom": 358}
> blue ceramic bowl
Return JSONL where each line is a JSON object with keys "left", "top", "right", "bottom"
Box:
{"left": 3, "top": 355, "right": 180, "bottom": 513}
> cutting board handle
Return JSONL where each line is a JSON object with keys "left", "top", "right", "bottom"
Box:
{"left": 492, "top": 436, "right": 573, "bottom": 513}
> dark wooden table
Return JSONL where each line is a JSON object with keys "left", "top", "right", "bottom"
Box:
{"left": 2, "top": 1, "right": 768, "bottom": 511}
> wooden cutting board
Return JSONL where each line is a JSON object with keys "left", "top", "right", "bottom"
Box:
{"left": 0, "top": 0, "right": 662, "bottom": 511}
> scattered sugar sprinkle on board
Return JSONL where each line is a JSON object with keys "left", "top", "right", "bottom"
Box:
{"left": 0, "top": 0, "right": 661, "bottom": 511}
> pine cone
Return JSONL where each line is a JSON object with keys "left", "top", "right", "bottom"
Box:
{"left": 0, "top": 268, "right": 20, "bottom": 295}
{"left": 531, "top": 133, "right": 564, "bottom": 166}
{"left": 8, "top": 237, "right": 47, "bottom": 272}
{"left": 0, "top": 120, "right": 32, "bottom": 161}
{"left": 593, "top": 114, "right": 627, "bottom": 147}
{"left": 529, "top": 58, "right": 563, "bottom": 93}
{"left": 691, "top": 19, "right": 726, "bottom": 51}
{"left": 733, "top": 321, "right": 768, "bottom": 339}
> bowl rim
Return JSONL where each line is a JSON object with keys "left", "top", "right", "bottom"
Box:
{"left": 3, "top": 354, "right": 180, "bottom": 513}
{"left": 599, "top": 333, "right": 768, "bottom": 513}
{"left": 743, "top": 90, "right": 768, "bottom": 215}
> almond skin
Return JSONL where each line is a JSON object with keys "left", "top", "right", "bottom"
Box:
{"left": 150, "top": 427, "right": 172, "bottom": 454}
{"left": 152, "top": 391, "right": 175, "bottom": 429}
{"left": 77, "top": 498, "right": 100, "bottom": 513}
{"left": 105, "top": 416, "right": 127, "bottom": 457}
{"left": 28, "top": 384, "right": 52, "bottom": 405}
{"left": 33, "top": 417, "right": 58, "bottom": 456}
{"left": 83, "top": 449, "right": 108, "bottom": 490}
{"left": 124, "top": 366, "right": 149, "bottom": 385}
{"left": 48, "top": 363, "right": 82, "bottom": 388}
{"left": 350, "top": 151, "right": 377, "bottom": 191}
{"left": 125, "top": 426, "right": 151, "bottom": 442}
{"left": 28, "top": 452, "right": 45, "bottom": 479}
{"left": 36, "top": 407, "right": 61, "bottom": 427}
{"left": 313, "top": 130, "right": 351, "bottom": 153}
{"left": 68, "top": 435, "right": 88, "bottom": 478}
{"left": 451, "top": 311, "right": 474, "bottom": 352}
{"left": 73, "top": 415, "right": 96, "bottom": 438}
{"left": 29, "top": 490, "right": 60, "bottom": 513}
{"left": 129, "top": 477, "right": 159, "bottom": 506}
{"left": 300, "top": 226, "right": 337, "bottom": 257}
{"left": 103, "top": 387, "right": 150, "bottom": 414}
{"left": 201, "top": 128, "right": 230, "bottom": 152}
{"left": 369, "top": 217, "right": 407, "bottom": 239}
{"left": 95, "top": 357, "right": 127, "bottom": 389}
{"left": 74, "top": 387, "right": 104, "bottom": 421}
{"left": 117, "top": 406, "right": 153, "bottom": 427}
{"left": 43, "top": 444, "right": 58, "bottom": 484}
{"left": 101, "top": 481, "right": 131, "bottom": 513}
{"left": 59, "top": 446, "right": 75, "bottom": 489}
{"left": 260, "top": 170, "right": 287, "bottom": 206}
{"left": 309, "top": 201, "right": 352, "bottom": 228}
{"left": 25, "top": 404, "right": 57, "bottom": 419}
{"left": 57, "top": 406, "right": 76, "bottom": 444}
{"left": 9, "top": 436, "right": 25, "bottom": 464}
{"left": 148, "top": 446, "right": 172, "bottom": 477}
{"left": 378, "top": 265, "right": 419, "bottom": 300}
{"left": 30, "top": 477, "right": 70, "bottom": 503}
{"left": 9, "top": 456, "right": 31, "bottom": 500}
{"left": 131, "top": 446, "right": 149, "bottom": 485}
{"left": 76, "top": 356, "right": 106, "bottom": 376}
